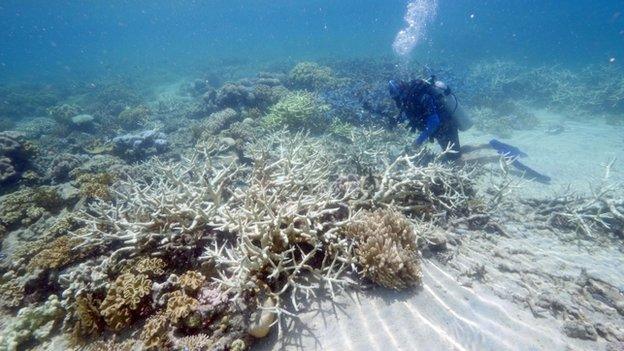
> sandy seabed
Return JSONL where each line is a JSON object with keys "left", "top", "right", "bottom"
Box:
{"left": 257, "top": 109, "right": 624, "bottom": 351}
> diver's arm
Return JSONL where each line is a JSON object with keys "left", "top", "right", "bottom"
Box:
{"left": 415, "top": 95, "right": 441, "bottom": 146}
{"left": 415, "top": 113, "right": 441, "bottom": 145}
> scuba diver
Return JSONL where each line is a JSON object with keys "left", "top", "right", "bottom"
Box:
{"left": 388, "top": 77, "right": 551, "bottom": 183}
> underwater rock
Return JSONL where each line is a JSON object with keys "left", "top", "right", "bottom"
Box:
{"left": 563, "top": 320, "right": 598, "bottom": 341}
{"left": 215, "top": 82, "right": 256, "bottom": 109}
{"left": 0, "top": 131, "right": 33, "bottom": 185}
{"left": 112, "top": 129, "right": 168, "bottom": 160}
{"left": 70, "top": 114, "right": 94, "bottom": 126}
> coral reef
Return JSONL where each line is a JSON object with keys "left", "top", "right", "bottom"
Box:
{"left": 0, "top": 117, "right": 15, "bottom": 132}
{"left": 165, "top": 290, "right": 199, "bottom": 325}
{"left": 215, "top": 82, "right": 256, "bottom": 109}
{"left": 345, "top": 208, "right": 422, "bottom": 290}
{"left": 263, "top": 91, "right": 330, "bottom": 132}
{"left": 133, "top": 257, "right": 167, "bottom": 277}
{"left": 76, "top": 172, "right": 115, "bottom": 200}
{"left": 47, "top": 104, "right": 82, "bottom": 125}
{"left": 140, "top": 313, "right": 170, "bottom": 349}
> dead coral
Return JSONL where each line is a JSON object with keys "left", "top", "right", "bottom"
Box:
{"left": 205, "top": 132, "right": 355, "bottom": 335}
{"left": 99, "top": 273, "right": 152, "bottom": 331}
{"left": 345, "top": 208, "right": 422, "bottom": 290}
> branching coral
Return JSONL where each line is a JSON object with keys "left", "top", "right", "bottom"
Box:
{"left": 344, "top": 208, "right": 422, "bottom": 290}
{"left": 352, "top": 149, "right": 477, "bottom": 220}
{"left": 72, "top": 145, "right": 239, "bottom": 263}
{"left": 263, "top": 91, "right": 330, "bottom": 132}
{"left": 526, "top": 166, "right": 624, "bottom": 240}
{"left": 99, "top": 273, "right": 152, "bottom": 331}
{"left": 204, "top": 132, "right": 355, "bottom": 335}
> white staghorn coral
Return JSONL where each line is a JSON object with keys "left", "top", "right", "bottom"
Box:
{"left": 203, "top": 132, "right": 355, "bottom": 335}
{"left": 72, "top": 144, "right": 240, "bottom": 262}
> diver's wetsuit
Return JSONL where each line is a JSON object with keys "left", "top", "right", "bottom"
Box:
{"left": 395, "top": 80, "right": 461, "bottom": 159}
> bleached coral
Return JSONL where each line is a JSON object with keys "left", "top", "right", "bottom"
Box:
{"left": 72, "top": 145, "right": 239, "bottom": 263}
{"left": 0, "top": 295, "right": 63, "bottom": 351}
{"left": 345, "top": 208, "right": 422, "bottom": 290}
{"left": 204, "top": 132, "right": 355, "bottom": 335}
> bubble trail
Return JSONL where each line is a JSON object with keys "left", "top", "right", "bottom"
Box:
{"left": 392, "top": 0, "right": 438, "bottom": 57}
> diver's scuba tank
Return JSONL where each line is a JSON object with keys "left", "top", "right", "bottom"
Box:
{"left": 427, "top": 76, "right": 473, "bottom": 131}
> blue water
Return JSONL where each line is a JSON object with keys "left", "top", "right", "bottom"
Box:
{"left": 1, "top": 1, "right": 622, "bottom": 82}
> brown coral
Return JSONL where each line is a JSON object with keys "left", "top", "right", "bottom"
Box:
{"left": 0, "top": 277, "right": 24, "bottom": 309}
{"left": 76, "top": 172, "right": 114, "bottom": 200}
{"left": 71, "top": 294, "right": 104, "bottom": 341}
{"left": 134, "top": 257, "right": 167, "bottom": 277}
{"left": 179, "top": 271, "right": 206, "bottom": 294}
{"left": 165, "top": 290, "right": 198, "bottom": 324}
{"left": 100, "top": 273, "right": 152, "bottom": 331}
{"left": 27, "top": 235, "right": 83, "bottom": 271}
{"left": 345, "top": 208, "right": 422, "bottom": 290}
{"left": 140, "top": 313, "right": 170, "bottom": 350}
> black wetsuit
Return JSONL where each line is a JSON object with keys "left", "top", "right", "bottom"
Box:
{"left": 396, "top": 80, "right": 461, "bottom": 159}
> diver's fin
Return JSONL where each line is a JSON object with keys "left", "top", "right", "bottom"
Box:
{"left": 489, "top": 139, "right": 528, "bottom": 158}
{"left": 511, "top": 159, "right": 551, "bottom": 184}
